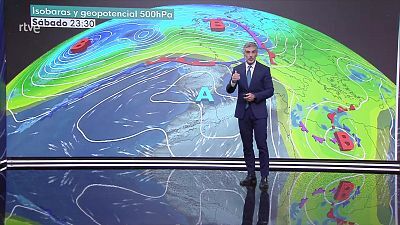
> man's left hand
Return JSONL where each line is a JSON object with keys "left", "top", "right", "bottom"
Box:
{"left": 244, "top": 93, "right": 255, "bottom": 102}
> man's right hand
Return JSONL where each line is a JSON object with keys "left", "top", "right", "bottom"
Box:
{"left": 232, "top": 70, "right": 240, "bottom": 83}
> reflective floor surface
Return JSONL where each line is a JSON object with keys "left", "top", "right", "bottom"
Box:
{"left": 3, "top": 169, "right": 399, "bottom": 225}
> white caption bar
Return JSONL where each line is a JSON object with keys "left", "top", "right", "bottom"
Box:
{"left": 31, "top": 17, "right": 96, "bottom": 28}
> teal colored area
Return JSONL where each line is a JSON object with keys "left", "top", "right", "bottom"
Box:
{"left": 195, "top": 86, "right": 214, "bottom": 102}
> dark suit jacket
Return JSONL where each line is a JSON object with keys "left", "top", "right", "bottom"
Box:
{"left": 226, "top": 61, "right": 274, "bottom": 119}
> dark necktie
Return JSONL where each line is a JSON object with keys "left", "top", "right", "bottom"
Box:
{"left": 245, "top": 65, "right": 252, "bottom": 109}
{"left": 246, "top": 65, "right": 252, "bottom": 87}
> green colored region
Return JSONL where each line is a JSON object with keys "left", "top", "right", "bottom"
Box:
{"left": 5, "top": 215, "right": 41, "bottom": 225}
{"left": 276, "top": 173, "right": 390, "bottom": 225}
{"left": 6, "top": 28, "right": 242, "bottom": 112}
{"left": 270, "top": 19, "right": 395, "bottom": 159}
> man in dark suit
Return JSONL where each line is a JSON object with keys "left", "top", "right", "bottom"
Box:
{"left": 226, "top": 42, "right": 274, "bottom": 190}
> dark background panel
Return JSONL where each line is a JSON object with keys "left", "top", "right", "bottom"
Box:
{"left": 1, "top": 0, "right": 6, "bottom": 161}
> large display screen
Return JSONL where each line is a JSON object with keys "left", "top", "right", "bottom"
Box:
{"left": 5, "top": 1, "right": 399, "bottom": 160}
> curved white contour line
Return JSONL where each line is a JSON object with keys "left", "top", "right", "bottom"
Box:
{"left": 269, "top": 172, "right": 280, "bottom": 224}
{"left": 7, "top": 19, "right": 292, "bottom": 159}
{"left": 268, "top": 97, "right": 279, "bottom": 157}
{"left": 258, "top": 27, "right": 301, "bottom": 157}
{"left": 75, "top": 169, "right": 175, "bottom": 225}
{"left": 323, "top": 127, "right": 366, "bottom": 160}
{"left": 195, "top": 188, "right": 245, "bottom": 225}
{"left": 7, "top": 59, "right": 177, "bottom": 123}
{"left": 378, "top": 78, "right": 395, "bottom": 141}
{"left": 150, "top": 66, "right": 240, "bottom": 139}
{"left": 288, "top": 172, "right": 303, "bottom": 225}
{"left": 339, "top": 57, "right": 395, "bottom": 157}
{"left": 303, "top": 100, "right": 343, "bottom": 159}
{"left": 5, "top": 204, "right": 63, "bottom": 224}
{"left": 268, "top": 75, "right": 303, "bottom": 158}
{"left": 299, "top": 55, "right": 369, "bottom": 160}
{"left": 18, "top": 27, "right": 239, "bottom": 92}
{"left": 323, "top": 173, "right": 366, "bottom": 205}
{"left": 10, "top": 32, "right": 240, "bottom": 104}
{"left": 10, "top": 22, "right": 241, "bottom": 101}
{"left": 49, "top": 28, "right": 164, "bottom": 73}
{"left": 304, "top": 173, "right": 365, "bottom": 225}
{"left": 388, "top": 190, "right": 396, "bottom": 225}
{"left": 76, "top": 80, "right": 176, "bottom": 156}
{"left": 9, "top": 50, "right": 240, "bottom": 155}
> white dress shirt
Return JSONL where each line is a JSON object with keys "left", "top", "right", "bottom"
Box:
{"left": 231, "top": 61, "right": 256, "bottom": 87}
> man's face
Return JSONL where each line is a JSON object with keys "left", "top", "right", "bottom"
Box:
{"left": 244, "top": 46, "right": 258, "bottom": 65}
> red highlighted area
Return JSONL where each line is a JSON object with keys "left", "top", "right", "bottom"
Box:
{"left": 334, "top": 181, "right": 355, "bottom": 201}
{"left": 260, "top": 42, "right": 276, "bottom": 65}
{"left": 337, "top": 106, "right": 348, "bottom": 113}
{"left": 327, "top": 112, "right": 336, "bottom": 128}
{"left": 327, "top": 208, "right": 355, "bottom": 225}
{"left": 298, "top": 180, "right": 357, "bottom": 225}
{"left": 325, "top": 180, "right": 356, "bottom": 224}
{"left": 209, "top": 19, "right": 225, "bottom": 32}
{"left": 338, "top": 104, "right": 356, "bottom": 113}
{"left": 146, "top": 57, "right": 216, "bottom": 66}
{"left": 71, "top": 38, "right": 91, "bottom": 54}
{"left": 334, "top": 131, "right": 354, "bottom": 151}
{"left": 323, "top": 104, "right": 358, "bottom": 151}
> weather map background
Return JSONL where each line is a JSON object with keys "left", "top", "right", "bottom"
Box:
{"left": 4, "top": 2, "right": 398, "bottom": 161}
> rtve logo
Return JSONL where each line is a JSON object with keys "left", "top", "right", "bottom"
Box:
{"left": 18, "top": 22, "right": 40, "bottom": 34}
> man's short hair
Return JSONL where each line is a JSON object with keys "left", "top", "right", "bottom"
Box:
{"left": 243, "top": 42, "right": 258, "bottom": 52}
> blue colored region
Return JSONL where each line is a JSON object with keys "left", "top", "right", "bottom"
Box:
{"left": 348, "top": 69, "right": 367, "bottom": 81}
{"left": 321, "top": 124, "right": 328, "bottom": 130}
{"left": 342, "top": 124, "right": 351, "bottom": 132}
{"left": 289, "top": 203, "right": 300, "bottom": 219}
{"left": 257, "top": 34, "right": 275, "bottom": 49}
{"left": 381, "top": 85, "right": 392, "bottom": 94}
{"left": 7, "top": 170, "right": 190, "bottom": 225}
{"left": 8, "top": 193, "right": 66, "bottom": 225}
{"left": 333, "top": 206, "right": 347, "bottom": 221}
{"left": 123, "top": 28, "right": 164, "bottom": 51}
{"left": 13, "top": 62, "right": 148, "bottom": 134}
{"left": 322, "top": 106, "right": 335, "bottom": 113}
{"left": 290, "top": 104, "right": 303, "bottom": 127}
{"left": 323, "top": 219, "right": 334, "bottom": 225}
{"left": 41, "top": 20, "right": 164, "bottom": 77}
{"left": 290, "top": 113, "right": 300, "bottom": 127}
{"left": 333, "top": 113, "right": 348, "bottom": 128}
{"left": 72, "top": 62, "right": 146, "bottom": 98}
{"left": 311, "top": 103, "right": 318, "bottom": 110}
{"left": 367, "top": 68, "right": 382, "bottom": 77}
{"left": 297, "top": 104, "right": 303, "bottom": 111}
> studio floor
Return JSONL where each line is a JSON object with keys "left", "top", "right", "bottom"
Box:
{"left": 2, "top": 169, "right": 399, "bottom": 225}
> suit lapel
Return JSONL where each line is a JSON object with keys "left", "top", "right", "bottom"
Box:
{"left": 243, "top": 63, "right": 249, "bottom": 90}
{"left": 240, "top": 63, "right": 249, "bottom": 90}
